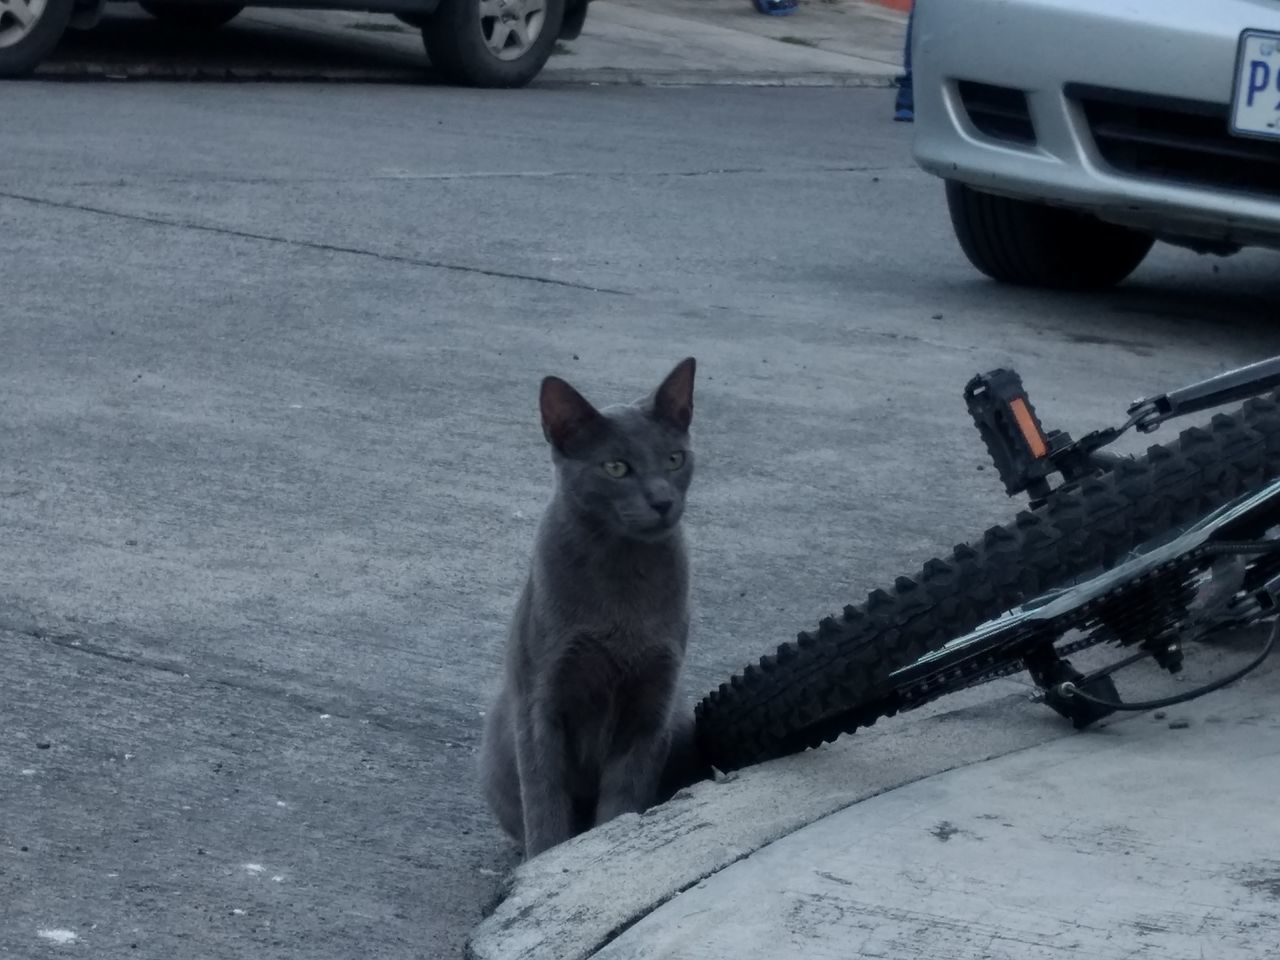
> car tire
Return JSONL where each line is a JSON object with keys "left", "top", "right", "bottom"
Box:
{"left": 422, "top": 0, "right": 564, "bottom": 88}
{"left": 138, "top": 1, "right": 244, "bottom": 28}
{"left": 0, "top": 0, "right": 74, "bottom": 77}
{"left": 945, "top": 181, "right": 1155, "bottom": 290}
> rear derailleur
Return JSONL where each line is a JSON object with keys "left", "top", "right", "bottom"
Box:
{"left": 1024, "top": 644, "right": 1123, "bottom": 730}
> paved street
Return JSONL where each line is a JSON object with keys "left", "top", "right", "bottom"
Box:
{"left": 3, "top": 80, "right": 1279, "bottom": 960}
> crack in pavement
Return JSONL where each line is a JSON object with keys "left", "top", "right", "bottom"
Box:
{"left": 0, "top": 189, "right": 631, "bottom": 296}
{"left": 2, "top": 614, "right": 475, "bottom": 749}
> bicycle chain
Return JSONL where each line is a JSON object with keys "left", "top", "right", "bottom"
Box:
{"left": 896, "top": 550, "right": 1212, "bottom": 707}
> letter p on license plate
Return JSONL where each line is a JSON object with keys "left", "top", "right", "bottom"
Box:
{"left": 1232, "top": 30, "right": 1280, "bottom": 141}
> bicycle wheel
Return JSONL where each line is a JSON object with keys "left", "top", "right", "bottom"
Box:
{"left": 694, "top": 395, "right": 1280, "bottom": 772}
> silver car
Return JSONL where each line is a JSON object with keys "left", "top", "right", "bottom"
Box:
{"left": 911, "top": 0, "right": 1280, "bottom": 288}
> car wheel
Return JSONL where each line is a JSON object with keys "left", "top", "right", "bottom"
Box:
{"left": 0, "top": 0, "right": 74, "bottom": 77}
{"left": 138, "top": 1, "right": 244, "bottom": 28}
{"left": 945, "top": 181, "right": 1155, "bottom": 290}
{"left": 422, "top": 0, "right": 564, "bottom": 88}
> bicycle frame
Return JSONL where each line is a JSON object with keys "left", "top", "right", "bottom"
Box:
{"left": 1128, "top": 355, "right": 1280, "bottom": 433}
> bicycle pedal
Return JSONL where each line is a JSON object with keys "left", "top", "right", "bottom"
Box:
{"left": 1045, "top": 674, "right": 1121, "bottom": 730}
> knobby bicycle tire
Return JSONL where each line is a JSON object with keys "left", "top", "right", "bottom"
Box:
{"left": 694, "top": 394, "right": 1280, "bottom": 772}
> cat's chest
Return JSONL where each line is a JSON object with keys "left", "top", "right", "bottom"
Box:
{"left": 544, "top": 546, "right": 688, "bottom": 630}
{"left": 551, "top": 632, "right": 680, "bottom": 733}
{"left": 555, "top": 632, "right": 674, "bottom": 686}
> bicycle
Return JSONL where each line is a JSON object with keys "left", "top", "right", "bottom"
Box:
{"left": 694, "top": 357, "right": 1280, "bottom": 772}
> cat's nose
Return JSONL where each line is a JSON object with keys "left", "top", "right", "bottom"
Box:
{"left": 650, "top": 499, "right": 674, "bottom": 517}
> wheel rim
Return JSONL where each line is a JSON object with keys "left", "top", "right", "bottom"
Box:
{"left": 478, "top": 0, "right": 545, "bottom": 62}
{"left": 0, "top": 0, "right": 46, "bottom": 49}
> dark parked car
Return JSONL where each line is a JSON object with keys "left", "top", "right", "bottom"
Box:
{"left": 0, "top": 0, "right": 590, "bottom": 86}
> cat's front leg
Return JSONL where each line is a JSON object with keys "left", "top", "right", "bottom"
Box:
{"left": 516, "top": 705, "right": 574, "bottom": 857}
{"left": 595, "top": 726, "right": 671, "bottom": 825}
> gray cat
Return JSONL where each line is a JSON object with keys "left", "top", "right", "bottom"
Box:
{"left": 480, "top": 357, "right": 698, "bottom": 858}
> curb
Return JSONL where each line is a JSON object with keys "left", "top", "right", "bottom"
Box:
{"left": 34, "top": 62, "right": 897, "bottom": 87}
{"left": 576, "top": 677, "right": 1280, "bottom": 960}
{"left": 543, "top": 69, "right": 896, "bottom": 87}
{"left": 34, "top": 63, "right": 427, "bottom": 82}
{"left": 466, "top": 689, "right": 1091, "bottom": 960}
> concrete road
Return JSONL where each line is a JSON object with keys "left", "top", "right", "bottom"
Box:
{"left": 2, "top": 83, "right": 1278, "bottom": 960}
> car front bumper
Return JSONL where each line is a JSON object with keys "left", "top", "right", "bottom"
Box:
{"left": 911, "top": 0, "right": 1280, "bottom": 250}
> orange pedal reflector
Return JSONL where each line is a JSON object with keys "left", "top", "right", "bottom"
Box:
{"left": 1010, "top": 397, "right": 1048, "bottom": 459}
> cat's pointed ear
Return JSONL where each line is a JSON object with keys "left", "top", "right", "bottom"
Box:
{"left": 651, "top": 357, "right": 696, "bottom": 433}
{"left": 540, "top": 376, "right": 603, "bottom": 453}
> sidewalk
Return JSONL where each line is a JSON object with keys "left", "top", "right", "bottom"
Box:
{"left": 40, "top": 0, "right": 907, "bottom": 85}
{"left": 469, "top": 641, "right": 1280, "bottom": 959}
{"left": 551, "top": 0, "right": 906, "bottom": 85}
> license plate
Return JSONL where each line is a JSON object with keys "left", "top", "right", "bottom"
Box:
{"left": 1231, "top": 30, "right": 1280, "bottom": 141}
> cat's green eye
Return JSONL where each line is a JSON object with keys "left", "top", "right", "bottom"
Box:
{"left": 666, "top": 451, "right": 686, "bottom": 471}
{"left": 602, "top": 460, "right": 631, "bottom": 479}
